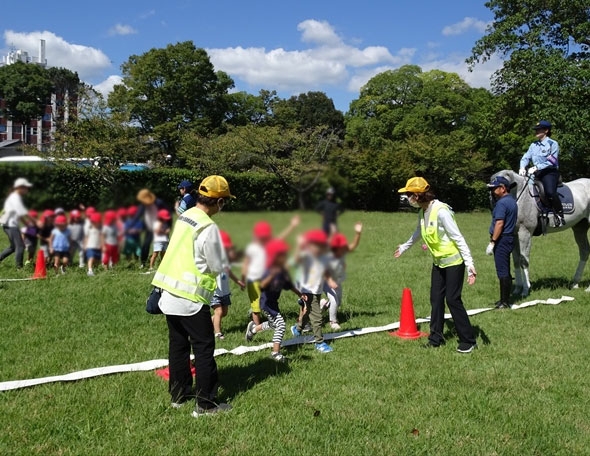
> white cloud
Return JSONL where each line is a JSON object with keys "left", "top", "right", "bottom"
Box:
{"left": 94, "top": 75, "right": 123, "bottom": 99}
{"left": 208, "top": 19, "right": 414, "bottom": 92}
{"left": 442, "top": 17, "right": 490, "bottom": 36}
{"left": 3, "top": 30, "right": 111, "bottom": 81}
{"left": 108, "top": 23, "right": 137, "bottom": 36}
{"left": 139, "top": 9, "right": 156, "bottom": 20}
{"left": 420, "top": 53, "right": 504, "bottom": 89}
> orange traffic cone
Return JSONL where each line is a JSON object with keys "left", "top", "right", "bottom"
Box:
{"left": 32, "top": 250, "right": 47, "bottom": 279}
{"left": 389, "top": 288, "right": 427, "bottom": 339}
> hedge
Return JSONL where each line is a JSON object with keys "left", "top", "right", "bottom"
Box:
{"left": 0, "top": 164, "right": 489, "bottom": 212}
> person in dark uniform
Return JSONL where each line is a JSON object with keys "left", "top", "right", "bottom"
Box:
{"left": 486, "top": 176, "right": 518, "bottom": 309}
{"left": 315, "top": 187, "right": 343, "bottom": 237}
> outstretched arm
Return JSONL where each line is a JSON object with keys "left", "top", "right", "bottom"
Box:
{"left": 227, "top": 267, "right": 245, "bottom": 290}
{"left": 277, "top": 214, "right": 301, "bottom": 240}
{"left": 394, "top": 225, "right": 420, "bottom": 258}
{"left": 348, "top": 222, "right": 363, "bottom": 252}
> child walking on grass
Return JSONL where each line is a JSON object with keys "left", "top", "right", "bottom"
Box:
{"left": 291, "top": 229, "right": 338, "bottom": 353}
{"left": 246, "top": 238, "right": 306, "bottom": 362}
{"left": 49, "top": 215, "right": 71, "bottom": 274}
{"left": 84, "top": 212, "right": 102, "bottom": 276}
{"left": 102, "top": 211, "right": 120, "bottom": 268}
{"left": 322, "top": 222, "right": 363, "bottom": 330}
{"left": 68, "top": 210, "right": 85, "bottom": 268}
{"left": 212, "top": 231, "right": 245, "bottom": 340}
{"left": 149, "top": 209, "right": 171, "bottom": 271}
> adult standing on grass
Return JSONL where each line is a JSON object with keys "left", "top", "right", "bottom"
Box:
{"left": 134, "top": 189, "right": 166, "bottom": 268}
{"left": 0, "top": 178, "right": 34, "bottom": 269}
{"left": 175, "top": 180, "right": 197, "bottom": 216}
{"left": 394, "top": 177, "right": 478, "bottom": 353}
{"left": 152, "top": 175, "right": 235, "bottom": 417}
{"left": 486, "top": 176, "right": 518, "bottom": 309}
{"left": 316, "top": 187, "right": 343, "bottom": 237}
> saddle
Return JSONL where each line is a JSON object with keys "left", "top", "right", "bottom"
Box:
{"left": 530, "top": 178, "right": 575, "bottom": 236}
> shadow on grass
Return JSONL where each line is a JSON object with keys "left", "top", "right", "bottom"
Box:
{"left": 529, "top": 276, "right": 585, "bottom": 292}
{"left": 443, "top": 323, "right": 491, "bottom": 346}
{"left": 220, "top": 357, "right": 292, "bottom": 402}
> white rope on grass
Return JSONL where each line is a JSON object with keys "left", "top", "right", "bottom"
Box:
{"left": 0, "top": 278, "right": 37, "bottom": 282}
{"left": 0, "top": 295, "right": 575, "bottom": 392}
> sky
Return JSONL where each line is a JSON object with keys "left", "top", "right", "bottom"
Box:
{"left": 1, "top": 0, "right": 502, "bottom": 112}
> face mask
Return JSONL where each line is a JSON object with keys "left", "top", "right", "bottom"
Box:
{"left": 409, "top": 195, "right": 420, "bottom": 208}
{"left": 217, "top": 199, "right": 225, "bottom": 213}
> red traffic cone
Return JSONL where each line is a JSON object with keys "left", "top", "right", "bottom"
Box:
{"left": 32, "top": 250, "right": 47, "bottom": 279}
{"left": 389, "top": 288, "right": 427, "bottom": 339}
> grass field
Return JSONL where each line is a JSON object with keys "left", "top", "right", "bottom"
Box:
{"left": 1, "top": 210, "right": 589, "bottom": 456}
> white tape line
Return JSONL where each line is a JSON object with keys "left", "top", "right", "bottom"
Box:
{"left": 0, "top": 278, "right": 36, "bottom": 282}
{"left": 0, "top": 295, "right": 575, "bottom": 392}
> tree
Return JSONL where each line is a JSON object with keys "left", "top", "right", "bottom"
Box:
{"left": 108, "top": 41, "right": 234, "bottom": 156}
{"left": 272, "top": 91, "right": 345, "bottom": 133}
{"left": 0, "top": 61, "right": 53, "bottom": 140}
{"left": 468, "top": 0, "right": 590, "bottom": 177}
{"left": 46, "top": 67, "right": 80, "bottom": 126}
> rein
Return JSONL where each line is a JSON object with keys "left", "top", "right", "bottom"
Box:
{"left": 515, "top": 174, "right": 533, "bottom": 202}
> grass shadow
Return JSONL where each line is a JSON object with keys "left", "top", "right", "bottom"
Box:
{"left": 219, "top": 357, "right": 291, "bottom": 402}
{"left": 443, "top": 323, "right": 491, "bottom": 346}
{"left": 529, "top": 276, "right": 585, "bottom": 291}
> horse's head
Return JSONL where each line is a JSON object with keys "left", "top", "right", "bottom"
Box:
{"left": 490, "top": 169, "right": 525, "bottom": 194}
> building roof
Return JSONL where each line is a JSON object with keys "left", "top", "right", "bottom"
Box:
{"left": 0, "top": 139, "right": 22, "bottom": 148}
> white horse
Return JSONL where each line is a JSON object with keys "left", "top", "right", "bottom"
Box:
{"left": 491, "top": 170, "right": 590, "bottom": 296}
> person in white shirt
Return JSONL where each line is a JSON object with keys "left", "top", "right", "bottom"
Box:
{"left": 394, "top": 177, "right": 477, "bottom": 353}
{"left": 0, "top": 178, "right": 34, "bottom": 269}
{"left": 149, "top": 209, "right": 172, "bottom": 271}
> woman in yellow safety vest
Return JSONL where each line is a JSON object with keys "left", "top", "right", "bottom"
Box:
{"left": 394, "top": 177, "right": 478, "bottom": 353}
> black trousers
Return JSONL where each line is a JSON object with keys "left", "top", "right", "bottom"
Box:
{"left": 429, "top": 263, "right": 476, "bottom": 346}
{"left": 166, "top": 306, "right": 219, "bottom": 409}
{"left": 494, "top": 235, "right": 514, "bottom": 279}
{"left": 537, "top": 167, "right": 563, "bottom": 215}
{"left": 140, "top": 230, "right": 153, "bottom": 264}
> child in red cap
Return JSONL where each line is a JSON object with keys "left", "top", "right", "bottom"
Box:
{"left": 68, "top": 210, "right": 85, "bottom": 268}
{"left": 149, "top": 209, "right": 172, "bottom": 271}
{"left": 241, "top": 216, "right": 300, "bottom": 326}
{"left": 38, "top": 209, "right": 55, "bottom": 263}
{"left": 212, "top": 231, "right": 245, "bottom": 340}
{"left": 84, "top": 212, "right": 103, "bottom": 276}
{"left": 245, "top": 238, "right": 306, "bottom": 362}
{"left": 323, "top": 222, "right": 363, "bottom": 330}
{"left": 102, "top": 210, "right": 120, "bottom": 268}
{"left": 49, "top": 215, "right": 71, "bottom": 274}
{"left": 291, "top": 229, "right": 338, "bottom": 353}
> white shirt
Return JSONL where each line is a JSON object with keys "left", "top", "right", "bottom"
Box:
{"left": 1, "top": 191, "right": 27, "bottom": 228}
{"left": 102, "top": 225, "right": 119, "bottom": 246}
{"left": 153, "top": 221, "right": 169, "bottom": 243}
{"left": 245, "top": 242, "right": 266, "bottom": 281}
{"left": 398, "top": 201, "right": 474, "bottom": 270}
{"left": 215, "top": 269, "right": 231, "bottom": 297}
{"left": 298, "top": 251, "right": 330, "bottom": 295}
{"left": 85, "top": 226, "right": 102, "bottom": 249}
{"left": 159, "top": 223, "right": 229, "bottom": 316}
{"left": 144, "top": 204, "right": 158, "bottom": 231}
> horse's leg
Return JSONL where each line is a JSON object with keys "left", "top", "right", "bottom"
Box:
{"left": 513, "top": 237, "right": 523, "bottom": 295}
{"left": 571, "top": 219, "right": 590, "bottom": 289}
{"left": 517, "top": 226, "right": 533, "bottom": 297}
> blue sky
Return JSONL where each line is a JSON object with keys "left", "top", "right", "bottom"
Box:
{"left": 1, "top": 0, "right": 500, "bottom": 111}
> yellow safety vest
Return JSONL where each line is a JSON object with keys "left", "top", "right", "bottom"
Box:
{"left": 420, "top": 202, "right": 463, "bottom": 268}
{"left": 152, "top": 208, "right": 217, "bottom": 303}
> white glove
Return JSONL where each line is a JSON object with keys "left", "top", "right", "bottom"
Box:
{"left": 486, "top": 242, "right": 495, "bottom": 256}
{"left": 518, "top": 168, "right": 527, "bottom": 177}
{"left": 528, "top": 166, "right": 537, "bottom": 175}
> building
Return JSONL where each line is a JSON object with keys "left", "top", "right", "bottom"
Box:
{"left": 0, "top": 39, "right": 74, "bottom": 153}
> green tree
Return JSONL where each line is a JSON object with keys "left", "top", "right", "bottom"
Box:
{"left": 108, "top": 41, "right": 234, "bottom": 156}
{"left": 273, "top": 91, "right": 345, "bottom": 133}
{"left": 469, "top": 0, "right": 590, "bottom": 177}
{"left": 0, "top": 61, "right": 53, "bottom": 140}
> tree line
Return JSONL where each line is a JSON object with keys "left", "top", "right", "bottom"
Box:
{"left": 1, "top": 0, "right": 588, "bottom": 210}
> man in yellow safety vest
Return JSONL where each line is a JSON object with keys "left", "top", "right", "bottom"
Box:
{"left": 394, "top": 177, "right": 478, "bottom": 353}
{"left": 152, "top": 175, "right": 235, "bottom": 416}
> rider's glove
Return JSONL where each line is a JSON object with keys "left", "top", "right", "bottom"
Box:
{"left": 528, "top": 166, "right": 538, "bottom": 175}
{"left": 518, "top": 168, "right": 527, "bottom": 177}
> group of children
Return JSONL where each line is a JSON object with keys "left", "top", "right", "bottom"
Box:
{"left": 20, "top": 206, "right": 172, "bottom": 275}
{"left": 212, "top": 216, "right": 363, "bottom": 362}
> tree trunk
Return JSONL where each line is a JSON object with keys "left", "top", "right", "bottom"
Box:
{"left": 298, "top": 190, "right": 306, "bottom": 210}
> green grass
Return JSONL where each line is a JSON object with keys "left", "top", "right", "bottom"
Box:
{"left": 1, "top": 211, "right": 589, "bottom": 456}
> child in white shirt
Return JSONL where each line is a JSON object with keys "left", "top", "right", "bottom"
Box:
{"left": 149, "top": 210, "right": 171, "bottom": 271}
{"left": 84, "top": 213, "right": 102, "bottom": 276}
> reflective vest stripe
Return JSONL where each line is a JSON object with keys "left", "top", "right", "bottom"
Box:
{"left": 153, "top": 271, "right": 214, "bottom": 302}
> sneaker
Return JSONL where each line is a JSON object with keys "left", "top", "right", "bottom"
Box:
{"left": 320, "top": 298, "right": 330, "bottom": 310}
{"left": 302, "top": 323, "right": 312, "bottom": 333}
{"left": 215, "top": 332, "right": 225, "bottom": 341}
{"left": 192, "top": 403, "right": 232, "bottom": 418}
{"left": 87, "top": 270, "right": 95, "bottom": 277}
{"left": 291, "top": 325, "right": 301, "bottom": 337}
{"left": 315, "top": 342, "right": 333, "bottom": 353}
{"left": 495, "top": 301, "right": 510, "bottom": 310}
{"left": 245, "top": 321, "right": 256, "bottom": 342}
{"left": 270, "top": 352, "right": 287, "bottom": 363}
{"left": 24, "top": 260, "right": 31, "bottom": 266}
{"left": 330, "top": 322, "right": 341, "bottom": 331}
{"left": 457, "top": 343, "right": 477, "bottom": 354}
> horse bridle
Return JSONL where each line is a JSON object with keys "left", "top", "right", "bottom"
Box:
{"left": 515, "top": 173, "right": 534, "bottom": 202}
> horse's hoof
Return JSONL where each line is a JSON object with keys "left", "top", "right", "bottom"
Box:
{"left": 571, "top": 284, "right": 580, "bottom": 290}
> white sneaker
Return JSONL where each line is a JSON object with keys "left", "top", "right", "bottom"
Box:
{"left": 192, "top": 403, "right": 232, "bottom": 417}
{"left": 330, "top": 322, "right": 341, "bottom": 330}
{"left": 320, "top": 298, "right": 330, "bottom": 310}
{"left": 87, "top": 270, "right": 95, "bottom": 277}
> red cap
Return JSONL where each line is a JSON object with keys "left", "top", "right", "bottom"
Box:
{"left": 42, "top": 209, "right": 55, "bottom": 218}
{"left": 157, "top": 209, "right": 171, "bottom": 221}
{"left": 330, "top": 233, "right": 348, "bottom": 249}
{"left": 90, "top": 213, "right": 102, "bottom": 224}
{"left": 127, "top": 205, "right": 138, "bottom": 217}
{"left": 103, "top": 210, "right": 117, "bottom": 225}
{"left": 220, "top": 230, "right": 233, "bottom": 249}
{"left": 28, "top": 209, "right": 38, "bottom": 218}
{"left": 70, "top": 209, "right": 81, "bottom": 219}
{"left": 54, "top": 215, "right": 67, "bottom": 225}
{"left": 85, "top": 207, "right": 96, "bottom": 216}
{"left": 253, "top": 221, "right": 273, "bottom": 240}
{"left": 265, "top": 238, "right": 289, "bottom": 267}
{"left": 117, "top": 208, "right": 127, "bottom": 218}
{"left": 304, "top": 229, "right": 328, "bottom": 245}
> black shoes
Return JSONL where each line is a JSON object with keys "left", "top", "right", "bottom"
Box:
{"left": 457, "top": 343, "right": 477, "bottom": 354}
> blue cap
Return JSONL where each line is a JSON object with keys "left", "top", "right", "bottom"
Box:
{"left": 487, "top": 176, "right": 511, "bottom": 189}
{"left": 533, "top": 120, "right": 552, "bottom": 130}
{"left": 177, "top": 180, "right": 193, "bottom": 189}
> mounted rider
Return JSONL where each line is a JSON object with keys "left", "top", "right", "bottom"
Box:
{"left": 519, "top": 120, "right": 565, "bottom": 227}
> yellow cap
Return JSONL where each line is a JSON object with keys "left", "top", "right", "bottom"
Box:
{"left": 198, "top": 175, "right": 235, "bottom": 199}
{"left": 398, "top": 177, "right": 430, "bottom": 193}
